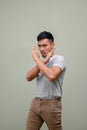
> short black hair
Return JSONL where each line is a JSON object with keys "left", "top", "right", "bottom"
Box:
{"left": 37, "top": 31, "right": 54, "bottom": 42}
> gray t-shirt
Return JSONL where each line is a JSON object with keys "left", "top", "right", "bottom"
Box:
{"left": 36, "top": 55, "right": 66, "bottom": 99}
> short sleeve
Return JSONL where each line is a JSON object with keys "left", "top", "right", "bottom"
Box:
{"left": 52, "top": 55, "right": 66, "bottom": 70}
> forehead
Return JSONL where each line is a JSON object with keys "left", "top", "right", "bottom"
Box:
{"left": 38, "top": 39, "right": 51, "bottom": 45}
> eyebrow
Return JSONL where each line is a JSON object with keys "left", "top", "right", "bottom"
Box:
{"left": 38, "top": 44, "right": 48, "bottom": 46}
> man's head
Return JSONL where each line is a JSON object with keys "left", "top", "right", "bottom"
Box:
{"left": 37, "top": 31, "right": 55, "bottom": 58}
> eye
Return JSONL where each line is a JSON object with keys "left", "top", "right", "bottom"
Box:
{"left": 38, "top": 44, "right": 41, "bottom": 48}
{"left": 38, "top": 44, "right": 47, "bottom": 48}
{"left": 42, "top": 44, "right": 47, "bottom": 47}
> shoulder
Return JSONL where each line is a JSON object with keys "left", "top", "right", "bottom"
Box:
{"left": 51, "top": 55, "right": 65, "bottom": 61}
{"left": 50, "top": 55, "right": 66, "bottom": 70}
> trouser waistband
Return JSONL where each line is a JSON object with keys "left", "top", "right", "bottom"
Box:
{"left": 35, "top": 97, "right": 61, "bottom": 101}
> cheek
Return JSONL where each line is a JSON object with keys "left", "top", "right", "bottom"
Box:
{"left": 45, "top": 47, "right": 50, "bottom": 52}
{"left": 47, "top": 47, "right": 52, "bottom": 52}
{"left": 38, "top": 47, "right": 41, "bottom": 52}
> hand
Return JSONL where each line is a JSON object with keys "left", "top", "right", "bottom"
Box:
{"left": 32, "top": 45, "right": 40, "bottom": 61}
{"left": 43, "top": 46, "right": 56, "bottom": 64}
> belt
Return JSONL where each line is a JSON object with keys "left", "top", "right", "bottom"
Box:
{"left": 36, "top": 97, "right": 61, "bottom": 101}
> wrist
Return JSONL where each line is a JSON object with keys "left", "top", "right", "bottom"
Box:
{"left": 34, "top": 57, "right": 41, "bottom": 63}
{"left": 42, "top": 58, "right": 47, "bottom": 64}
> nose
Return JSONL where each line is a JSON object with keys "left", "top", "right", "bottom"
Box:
{"left": 40, "top": 46, "right": 44, "bottom": 51}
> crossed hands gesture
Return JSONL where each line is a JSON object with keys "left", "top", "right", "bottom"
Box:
{"left": 32, "top": 45, "right": 55, "bottom": 64}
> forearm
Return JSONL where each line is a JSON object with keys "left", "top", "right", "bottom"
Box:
{"left": 30, "top": 45, "right": 56, "bottom": 81}
{"left": 26, "top": 65, "right": 40, "bottom": 81}
{"left": 26, "top": 59, "right": 47, "bottom": 81}
{"left": 34, "top": 58, "right": 56, "bottom": 81}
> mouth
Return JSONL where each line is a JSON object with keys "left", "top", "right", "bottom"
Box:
{"left": 41, "top": 52, "right": 46, "bottom": 57}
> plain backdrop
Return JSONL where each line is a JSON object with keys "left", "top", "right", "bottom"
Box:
{"left": 0, "top": 0, "right": 87, "bottom": 130}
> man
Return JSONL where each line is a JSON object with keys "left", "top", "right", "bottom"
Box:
{"left": 26, "top": 31, "right": 66, "bottom": 130}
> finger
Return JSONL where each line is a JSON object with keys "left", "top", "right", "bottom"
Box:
{"left": 51, "top": 47, "right": 55, "bottom": 53}
{"left": 50, "top": 47, "right": 56, "bottom": 56}
{"left": 32, "top": 45, "right": 37, "bottom": 51}
{"left": 32, "top": 44, "right": 35, "bottom": 48}
{"left": 53, "top": 46, "right": 56, "bottom": 51}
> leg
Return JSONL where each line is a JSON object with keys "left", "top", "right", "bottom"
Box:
{"left": 26, "top": 109, "right": 44, "bottom": 130}
{"left": 41, "top": 99, "right": 62, "bottom": 130}
{"left": 26, "top": 98, "right": 44, "bottom": 130}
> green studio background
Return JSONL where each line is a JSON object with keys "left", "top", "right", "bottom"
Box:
{"left": 0, "top": 0, "right": 87, "bottom": 130}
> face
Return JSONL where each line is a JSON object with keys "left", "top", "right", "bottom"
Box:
{"left": 37, "top": 38, "right": 54, "bottom": 58}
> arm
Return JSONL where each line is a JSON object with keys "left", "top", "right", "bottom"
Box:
{"left": 32, "top": 46, "right": 62, "bottom": 81}
{"left": 26, "top": 65, "right": 40, "bottom": 81}
{"left": 34, "top": 58, "right": 62, "bottom": 81}
{"left": 26, "top": 47, "right": 52, "bottom": 81}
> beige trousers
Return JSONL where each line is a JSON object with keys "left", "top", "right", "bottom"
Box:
{"left": 26, "top": 97, "right": 62, "bottom": 130}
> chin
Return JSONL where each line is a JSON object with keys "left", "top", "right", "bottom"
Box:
{"left": 42, "top": 55, "right": 46, "bottom": 58}
{"left": 42, "top": 54, "right": 46, "bottom": 58}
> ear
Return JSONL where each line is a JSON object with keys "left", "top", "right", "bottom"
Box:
{"left": 51, "top": 42, "right": 55, "bottom": 49}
